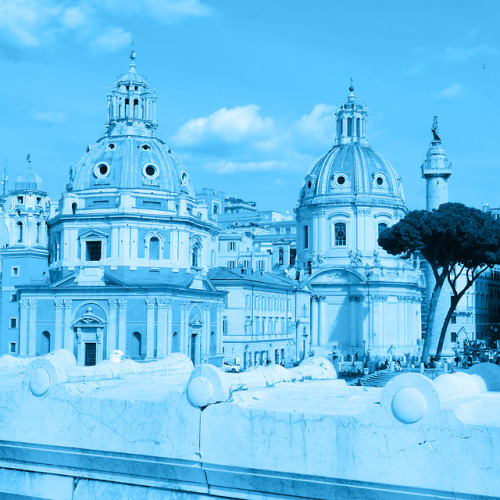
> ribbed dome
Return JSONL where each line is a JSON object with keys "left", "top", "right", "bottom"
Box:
{"left": 14, "top": 167, "right": 43, "bottom": 192}
{"left": 301, "top": 144, "right": 404, "bottom": 202}
{"left": 70, "top": 135, "right": 195, "bottom": 197}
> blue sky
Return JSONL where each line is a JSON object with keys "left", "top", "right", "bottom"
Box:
{"left": 0, "top": 0, "right": 498, "bottom": 213}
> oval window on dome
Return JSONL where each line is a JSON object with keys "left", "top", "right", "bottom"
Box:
{"left": 307, "top": 180, "right": 312, "bottom": 189}
{"left": 181, "top": 171, "right": 188, "bottom": 184}
{"left": 337, "top": 175, "right": 346, "bottom": 185}
{"left": 108, "top": 143, "right": 115, "bottom": 150}
{"left": 376, "top": 176, "right": 384, "bottom": 186}
{"left": 143, "top": 163, "right": 159, "bottom": 179}
{"left": 141, "top": 144, "right": 151, "bottom": 151}
{"left": 94, "top": 162, "right": 110, "bottom": 178}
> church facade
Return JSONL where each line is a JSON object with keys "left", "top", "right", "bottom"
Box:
{"left": 0, "top": 52, "right": 225, "bottom": 367}
{"left": 296, "top": 85, "right": 424, "bottom": 359}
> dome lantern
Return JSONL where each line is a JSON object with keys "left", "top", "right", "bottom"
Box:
{"left": 106, "top": 50, "right": 158, "bottom": 138}
{"left": 335, "top": 81, "right": 368, "bottom": 146}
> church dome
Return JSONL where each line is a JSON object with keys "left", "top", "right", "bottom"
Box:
{"left": 299, "top": 85, "right": 404, "bottom": 207}
{"left": 302, "top": 144, "right": 404, "bottom": 201}
{"left": 70, "top": 135, "right": 195, "bottom": 197}
{"left": 68, "top": 50, "right": 195, "bottom": 198}
{"left": 14, "top": 167, "right": 43, "bottom": 192}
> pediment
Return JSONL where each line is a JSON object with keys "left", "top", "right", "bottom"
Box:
{"left": 310, "top": 267, "right": 366, "bottom": 285}
{"left": 79, "top": 229, "right": 109, "bottom": 240}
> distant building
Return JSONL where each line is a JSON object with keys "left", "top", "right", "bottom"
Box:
{"left": 295, "top": 84, "right": 423, "bottom": 359}
{"left": 208, "top": 267, "right": 311, "bottom": 369}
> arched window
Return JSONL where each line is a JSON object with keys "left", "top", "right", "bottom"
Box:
{"left": 149, "top": 236, "right": 160, "bottom": 260}
{"left": 133, "top": 99, "right": 139, "bottom": 118}
{"left": 356, "top": 118, "right": 361, "bottom": 137}
{"left": 124, "top": 98, "right": 129, "bottom": 116}
{"left": 378, "top": 223, "right": 388, "bottom": 239}
{"left": 279, "top": 247, "right": 284, "bottom": 266}
{"left": 37, "top": 331, "right": 50, "bottom": 356}
{"left": 347, "top": 117, "right": 353, "bottom": 137}
{"left": 334, "top": 222, "right": 347, "bottom": 246}
{"left": 72, "top": 203, "right": 77, "bottom": 214}
{"left": 17, "top": 222, "right": 23, "bottom": 243}
{"left": 36, "top": 222, "right": 41, "bottom": 244}
{"left": 191, "top": 243, "right": 201, "bottom": 268}
{"left": 131, "top": 332, "right": 142, "bottom": 358}
{"left": 304, "top": 225, "right": 309, "bottom": 249}
{"left": 340, "top": 119, "right": 343, "bottom": 135}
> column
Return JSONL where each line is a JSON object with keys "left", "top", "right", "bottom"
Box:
{"left": 202, "top": 303, "right": 211, "bottom": 357}
{"left": 64, "top": 299, "right": 73, "bottom": 354}
{"left": 28, "top": 299, "right": 37, "bottom": 356}
{"left": 146, "top": 297, "right": 156, "bottom": 359}
{"left": 216, "top": 304, "right": 223, "bottom": 354}
{"left": 167, "top": 300, "right": 173, "bottom": 355}
{"left": 118, "top": 299, "right": 127, "bottom": 353}
{"left": 19, "top": 299, "right": 29, "bottom": 356}
{"left": 108, "top": 299, "right": 118, "bottom": 357}
{"left": 318, "top": 296, "right": 327, "bottom": 345}
{"left": 311, "top": 296, "right": 319, "bottom": 346}
{"left": 156, "top": 298, "right": 168, "bottom": 358}
{"left": 54, "top": 299, "right": 63, "bottom": 350}
{"left": 180, "top": 301, "right": 190, "bottom": 355}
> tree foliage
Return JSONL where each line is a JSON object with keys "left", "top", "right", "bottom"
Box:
{"left": 379, "top": 203, "right": 500, "bottom": 360}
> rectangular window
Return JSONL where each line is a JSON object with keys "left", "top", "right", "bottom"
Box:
{"left": 11, "top": 266, "right": 19, "bottom": 277}
{"left": 86, "top": 240, "right": 102, "bottom": 261}
{"left": 451, "top": 332, "right": 457, "bottom": 343}
{"left": 10, "top": 293, "right": 17, "bottom": 302}
{"left": 228, "top": 261, "right": 235, "bottom": 269}
{"left": 9, "top": 342, "right": 16, "bottom": 354}
{"left": 304, "top": 225, "right": 309, "bottom": 249}
{"left": 334, "top": 222, "right": 347, "bottom": 246}
{"left": 243, "top": 260, "right": 249, "bottom": 268}
{"left": 258, "top": 260, "right": 264, "bottom": 271}
{"left": 9, "top": 318, "right": 17, "bottom": 329}
{"left": 17, "top": 196, "right": 23, "bottom": 204}
{"left": 228, "top": 242, "right": 236, "bottom": 251}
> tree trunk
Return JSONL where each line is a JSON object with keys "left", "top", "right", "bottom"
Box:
{"left": 435, "top": 296, "right": 460, "bottom": 361}
{"left": 421, "top": 279, "right": 445, "bottom": 363}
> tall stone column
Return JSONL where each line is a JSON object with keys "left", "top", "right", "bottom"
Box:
{"left": 156, "top": 298, "right": 168, "bottom": 358}
{"left": 54, "top": 299, "right": 63, "bottom": 351}
{"left": 216, "top": 304, "right": 223, "bottom": 354}
{"left": 311, "top": 296, "right": 319, "bottom": 347}
{"left": 118, "top": 299, "right": 127, "bottom": 354}
{"left": 64, "top": 299, "right": 73, "bottom": 354}
{"left": 28, "top": 299, "right": 37, "bottom": 356}
{"left": 318, "top": 296, "right": 327, "bottom": 345}
{"left": 19, "top": 299, "right": 29, "bottom": 356}
{"left": 166, "top": 300, "right": 173, "bottom": 355}
{"left": 202, "top": 303, "right": 211, "bottom": 357}
{"left": 146, "top": 297, "right": 156, "bottom": 359}
{"left": 108, "top": 299, "right": 118, "bottom": 357}
{"left": 180, "top": 301, "right": 190, "bottom": 356}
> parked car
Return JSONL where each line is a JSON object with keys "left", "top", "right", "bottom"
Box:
{"left": 223, "top": 361, "right": 241, "bottom": 373}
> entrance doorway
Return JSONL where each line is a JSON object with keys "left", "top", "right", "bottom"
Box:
{"left": 85, "top": 343, "right": 97, "bottom": 366}
{"left": 189, "top": 334, "right": 197, "bottom": 365}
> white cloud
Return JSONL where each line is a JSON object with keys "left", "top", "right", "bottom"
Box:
{"left": 174, "top": 105, "right": 274, "bottom": 146}
{"left": 90, "top": 26, "right": 132, "bottom": 53}
{"left": 172, "top": 103, "right": 336, "bottom": 174}
{"left": 32, "top": 109, "right": 66, "bottom": 123}
{"left": 436, "top": 83, "right": 464, "bottom": 99}
{"left": 0, "top": 0, "right": 212, "bottom": 59}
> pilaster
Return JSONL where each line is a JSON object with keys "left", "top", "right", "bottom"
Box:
{"left": 146, "top": 297, "right": 156, "bottom": 359}
{"left": 108, "top": 299, "right": 118, "bottom": 356}
{"left": 64, "top": 299, "right": 73, "bottom": 354}
{"left": 54, "top": 299, "right": 63, "bottom": 351}
{"left": 19, "top": 299, "right": 29, "bottom": 356}
{"left": 118, "top": 299, "right": 127, "bottom": 353}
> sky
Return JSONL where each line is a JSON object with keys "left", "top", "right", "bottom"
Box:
{"left": 0, "top": 0, "right": 498, "bottom": 214}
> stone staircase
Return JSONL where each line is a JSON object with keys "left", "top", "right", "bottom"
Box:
{"left": 360, "top": 369, "right": 399, "bottom": 387}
